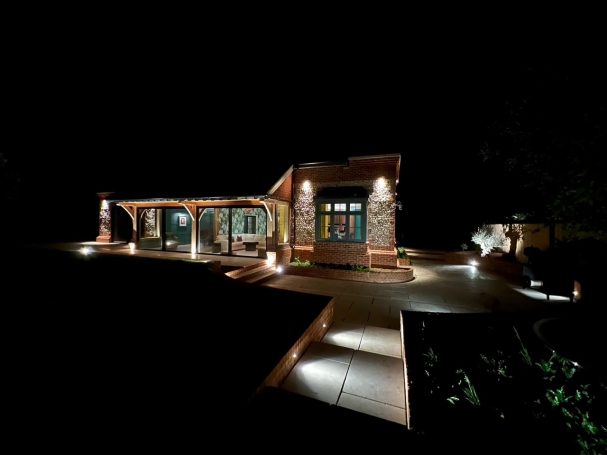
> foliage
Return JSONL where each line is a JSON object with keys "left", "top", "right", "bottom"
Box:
{"left": 471, "top": 225, "right": 506, "bottom": 257}
{"left": 460, "top": 242, "right": 468, "bottom": 251}
{"left": 479, "top": 64, "right": 607, "bottom": 241}
{"left": 397, "top": 246, "right": 408, "bottom": 258}
{"left": 351, "top": 264, "right": 370, "bottom": 272}
{"left": 407, "top": 315, "right": 607, "bottom": 452}
{"left": 292, "top": 256, "right": 312, "bottom": 267}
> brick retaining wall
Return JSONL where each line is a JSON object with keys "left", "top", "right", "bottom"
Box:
{"left": 286, "top": 265, "right": 414, "bottom": 283}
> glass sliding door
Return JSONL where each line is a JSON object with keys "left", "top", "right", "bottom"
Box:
{"left": 164, "top": 208, "right": 192, "bottom": 252}
{"left": 198, "top": 208, "right": 220, "bottom": 254}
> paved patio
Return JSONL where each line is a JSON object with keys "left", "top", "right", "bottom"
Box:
{"left": 269, "top": 260, "right": 571, "bottom": 426}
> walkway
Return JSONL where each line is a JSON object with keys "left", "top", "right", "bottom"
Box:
{"left": 267, "top": 260, "right": 571, "bottom": 426}
{"left": 57, "top": 242, "right": 265, "bottom": 270}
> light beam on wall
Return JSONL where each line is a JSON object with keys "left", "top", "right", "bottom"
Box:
{"left": 294, "top": 181, "right": 316, "bottom": 244}
{"left": 368, "top": 176, "right": 395, "bottom": 245}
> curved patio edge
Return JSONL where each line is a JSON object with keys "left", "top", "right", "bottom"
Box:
{"left": 285, "top": 265, "right": 414, "bottom": 283}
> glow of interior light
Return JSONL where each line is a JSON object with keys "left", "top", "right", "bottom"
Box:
{"left": 469, "top": 260, "right": 479, "bottom": 267}
{"left": 80, "top": 246, "right": 92, "bottom": 256}
{"left": 276, "top": 265, "right": 284, "bottom": 274}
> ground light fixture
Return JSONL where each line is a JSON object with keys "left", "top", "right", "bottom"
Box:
{"left": 79, "top": 246, "right": 93, "bottom": 256}
{"left": 469, "top": 260, "right": 479, "bottom": 267}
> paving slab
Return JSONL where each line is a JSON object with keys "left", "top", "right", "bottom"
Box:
{"left": 343, "top": 350, "right": 405, "bottom": 408}
{"left": 322, "top": 322, "right": 365, "bottom": 350}
{"left": 281, "top": 352, "right": 349, "bottom": 404}
{"left": 305, "top": 341, "right": 354, "bottom": 364}
{"left": 338, "top": 392, "right": 406, "bottom": 426}
{"left": 359, "top": 325, "right": 402, "bottom": 358}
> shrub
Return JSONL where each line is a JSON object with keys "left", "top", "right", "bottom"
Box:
{"left": 471, "top": 225, "right": 506, "bottom": 257}
{"left": 397, "top": 247, "right": 408, "bottom": 258}
{"left": 292, "top": 256, "right": 312, "bottom": 267}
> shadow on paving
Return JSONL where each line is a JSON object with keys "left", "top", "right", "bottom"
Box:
{"left": 4, "top": 246, "right": 334, "bottom": 449}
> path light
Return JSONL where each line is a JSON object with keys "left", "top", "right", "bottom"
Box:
{"left": 469, "top": 260, "right": 479, "bottom": 267}
{"left": 128, "top": 242, "right": 136, "bottom": 254}
{"left": 276, "top": 265, "right": 284, "bottom": 274}
{"left": 80, "top": 246, "right": 93, "bottom": 256}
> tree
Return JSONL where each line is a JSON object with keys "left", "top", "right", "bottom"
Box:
{"left": 479, "top": 63, "right": 607, "bottom": 241}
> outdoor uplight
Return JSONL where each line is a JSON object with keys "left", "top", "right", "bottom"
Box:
{"left": 469, "top": 260, "right": 479, "bottom": 267}
{"left": 80, "top": 246, "right": 93, "bottom": 256}
{"left": 276, "top": 265, "right": 284, "bottom": 274}
{"left": 128, "top": 242, "right": 136, "bottom": 253}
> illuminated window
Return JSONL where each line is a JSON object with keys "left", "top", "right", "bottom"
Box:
{"left": 277, "top": 203, "right": 289, "bottom": 244}
{"left": 316, "top": 199, "right": 366, "bottom": 242}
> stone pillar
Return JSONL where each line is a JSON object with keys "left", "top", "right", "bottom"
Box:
{"left": 96, "top": 192, "right": 114, "bottom": 243}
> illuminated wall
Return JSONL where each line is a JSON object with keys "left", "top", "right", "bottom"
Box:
{"left": 143, "top": 209, "right": 157, "bottom": 237}
{"left": 294, "top": 181, "right": 316, "bottom": 245}
{"left": 368, "top": 177, "right": 395, "bottom": 247}
{"left": 98, "top": 200, "right": 111, "bottom": 237}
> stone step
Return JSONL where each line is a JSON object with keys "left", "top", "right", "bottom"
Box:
{"left": 245, "top": 268, "right": 277, "bottom": 284}
{"left": 225, "top": 260, "right": 268, "bottom": 280}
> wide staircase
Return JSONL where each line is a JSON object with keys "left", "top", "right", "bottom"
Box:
{"left": 280, "top": 322, "right": 407, "bottom": 426}
{"left": 225, "top": 261, "right": 276, "bottom": 284}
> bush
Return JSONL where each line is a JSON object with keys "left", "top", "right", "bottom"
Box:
{"left": 292, "top": 256, "right": 312, "bottom": 267}
{"left": 471, "top": 225, "right": 506, "bottom": 257}
{"left": 397, "top": 247, "right": 408, "bottom": 258}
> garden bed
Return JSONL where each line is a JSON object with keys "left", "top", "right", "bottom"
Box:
{"left": 402, "top": 310, "right": 606, "bottom": 453}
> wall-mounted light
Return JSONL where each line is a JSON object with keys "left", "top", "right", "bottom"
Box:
{"left": 302, "top": 180, "right": 312, "bottom": 193}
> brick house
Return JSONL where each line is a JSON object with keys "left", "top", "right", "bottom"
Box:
{"left": 96, "top": 154, "right": 401, "bottom": 268}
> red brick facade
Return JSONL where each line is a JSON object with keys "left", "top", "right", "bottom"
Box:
{"left": 268, "top": 171, "right": 292, "bottom": 202}
{"left": 292, "top": 155, "right": 400, "bottom": 267}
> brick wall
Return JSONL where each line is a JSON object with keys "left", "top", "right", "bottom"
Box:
{"left": 292, "top": 246, "right": 313, "bottom": 262}
{"left": 260, "top": 298, "right": 335, "bottom": 390}
{"left": 268, "top": 172, "right": 292, "bottom": 202}
{"left": 286, "top": 265, "right": 414, "bottom": 283}
{"left": 291, "top": 155, "right": 399, "bottom": 266}
{"left": 370, "top": 248, "right": 398, "bottom": 268}
{"left": 276, "top": 244, "right": 293, "bottom": 266}
{"left": 313, "top": 241, "right": 370, "bottom": 267}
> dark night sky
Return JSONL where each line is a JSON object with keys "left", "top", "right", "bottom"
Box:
{"left": 4, "top": 25, "right": 606, "bottom": 247}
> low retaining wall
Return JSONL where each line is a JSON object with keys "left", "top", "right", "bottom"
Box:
{"left": 445, "top": 251, "right": 522, "bottom": 280}
{"left": 259, "top": 298, "right": 335, "bottom": 390}
{"left": 285, "top": 265, "right": 414, "bottom": 283}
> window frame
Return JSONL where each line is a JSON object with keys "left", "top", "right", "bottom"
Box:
{"left": 315, "top": 198, "right": 367, "bottom": 243}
